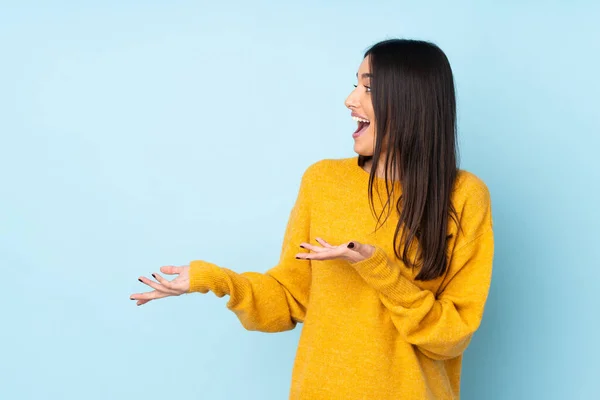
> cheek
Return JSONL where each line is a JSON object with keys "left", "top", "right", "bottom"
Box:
{"left": 364, "top": 96, "right": 374, "bottom": 116}
{"left": 361, "top": 124, "right": 376, "bottom": 146}
{"left": 367, "top": 123, "right": 383, "bottom": 149}
{"left": 368, "top": 121, "right": 376, "bottom": 139}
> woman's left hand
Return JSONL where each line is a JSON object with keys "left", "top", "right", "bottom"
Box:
{"left": 296, "top": 237, "right": 376, "bottom": 263}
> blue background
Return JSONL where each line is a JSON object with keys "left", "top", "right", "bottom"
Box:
{"left": 1, "top": 1, "right": 598, "bottom": 399}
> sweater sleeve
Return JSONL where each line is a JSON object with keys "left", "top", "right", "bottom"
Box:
{"left": 349, "top": 184, "right": 494, "bottom": 360}
{"left": 185, "top": 164, "right": 314, "bottom": 333}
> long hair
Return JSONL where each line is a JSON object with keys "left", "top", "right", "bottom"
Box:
{"left": 359, "top": 39, "right": 461, "bottom": 281}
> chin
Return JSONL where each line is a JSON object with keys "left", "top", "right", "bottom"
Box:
{"left": 354, "top": 147, "right": 374, "bottom": 157}
{"left": 353, "top": 137, "right": 375, "bottom": 156}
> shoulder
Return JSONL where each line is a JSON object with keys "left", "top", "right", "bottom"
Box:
{"left": 453, "top": 169, "right": 491, "bottom": 209}
{"left": 451, "top": 169, "right": 493, "bottom": 246}
{"left": 300, "top": 157, "right": 355, "bottom": 182}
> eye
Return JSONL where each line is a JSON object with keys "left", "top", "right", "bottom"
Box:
{"left": 353, "top": 84, "right": 371, "bottom": 93}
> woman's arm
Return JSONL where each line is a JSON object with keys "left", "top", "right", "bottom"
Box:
{"left": 187, "top": 164, "right": 316, "bottom": 333}
{"left": 349, "top": 186, "right": 494, "bottom": 360}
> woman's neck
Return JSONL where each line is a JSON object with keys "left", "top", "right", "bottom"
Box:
{"left": 363, "top": 157, "right": 401, "bottom": 181}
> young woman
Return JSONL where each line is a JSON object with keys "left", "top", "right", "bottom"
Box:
{"left": 130, "top": 39, "right": 494, "bottom": 400}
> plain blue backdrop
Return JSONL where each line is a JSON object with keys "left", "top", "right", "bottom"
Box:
{"left": 1, "top": 1, "right": 598, "bottom": 399}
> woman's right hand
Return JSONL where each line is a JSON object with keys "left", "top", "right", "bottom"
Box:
{"left": 130, "top": 265, "right": 190, "bottom": 306}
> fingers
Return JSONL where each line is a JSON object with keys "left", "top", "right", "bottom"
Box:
{"left": 136, "top": 296, "right": 158, "bottom": 306}
{"left": 139, "top": 275, "right": 180, "bottom": 295}
{"left": 299, "top": 242, "right": 328, "bottom": 253}
{"left": 160, "top": 265, "right": 184, "bottom": 275}
{"left": 296, "top": 238, "right": 344, "bottom": 260}
{"left": 315, "top": 237, "right": 335, "bottom": 248}
{"left": 130, "top": 289, "right": 168, "bottom": 300}
{"left": 130, "top": 289, "right": 171, "bottom": 306}
{"left": 295, "top": 239, "right": 371, "bottom": 262}
{"left": 152, "top": 272, "right": 169, "bottom": 285}
{"left": 152, "top": 272, "right": 180, "bottom": 292}
{"left": 131, "top": 272, "right": 182, "bottom": 306}
{"left": 315, "top": 247, "right": 347, "bottom": 260}
{"left": 297, "top": 246, "right": 346, "bottom": 261}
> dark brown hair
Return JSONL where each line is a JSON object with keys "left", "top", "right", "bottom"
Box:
{"left": 359, "top": 39, "right": 461, "bottom": 281}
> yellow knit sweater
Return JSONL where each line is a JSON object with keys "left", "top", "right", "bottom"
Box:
{"left": 188, "top": 156, "right": 494, "bottom": 399}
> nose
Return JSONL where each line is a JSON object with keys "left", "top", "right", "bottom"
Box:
{"left": 345, "top": 88, "right": 359, "bottom": 110}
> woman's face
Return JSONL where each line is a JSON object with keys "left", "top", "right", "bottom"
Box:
{"left": 345, "top": 55, "right": 376, "bottom": 156}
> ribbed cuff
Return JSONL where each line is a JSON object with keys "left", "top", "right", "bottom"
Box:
{"left": 350, "top": 246, "right": 421, "bottom": 304}
{"left": 188, "top": 260, "right": 231, "bottom": 297}
{"left": 349, "top": 245, "right": 388, "bottom": 271}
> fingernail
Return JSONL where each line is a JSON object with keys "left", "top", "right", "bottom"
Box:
{"left": 130, "top": 297, "right": 134, "bottom": 300}
{"left": 138, "top": 278, "right": 143, "bottom": 282}
{"left": 295, "top": 256, "right": 300, "bottom": 259}
{"left": 299, "top": 245, "right": 305, "bottom": 249}
{"left": 347, "top": 242, "right": 355, "bottom": 249}
{"left": 152, "top": 273, "right": 156, "bottom": 278}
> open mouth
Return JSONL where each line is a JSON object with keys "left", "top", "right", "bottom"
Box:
{"left": 352, "top": 116, "right": 370, "bottom": 138}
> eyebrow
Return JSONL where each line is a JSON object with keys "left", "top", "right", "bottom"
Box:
{"left": 356, "top": 73, "right": 373, "bottom": 79}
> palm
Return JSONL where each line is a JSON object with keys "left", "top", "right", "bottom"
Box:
{"left": 130, "top": 265, "right": 190, "bottom": 306}
{"left": 297, "top": 237, "right": 375, "bottom": 262}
